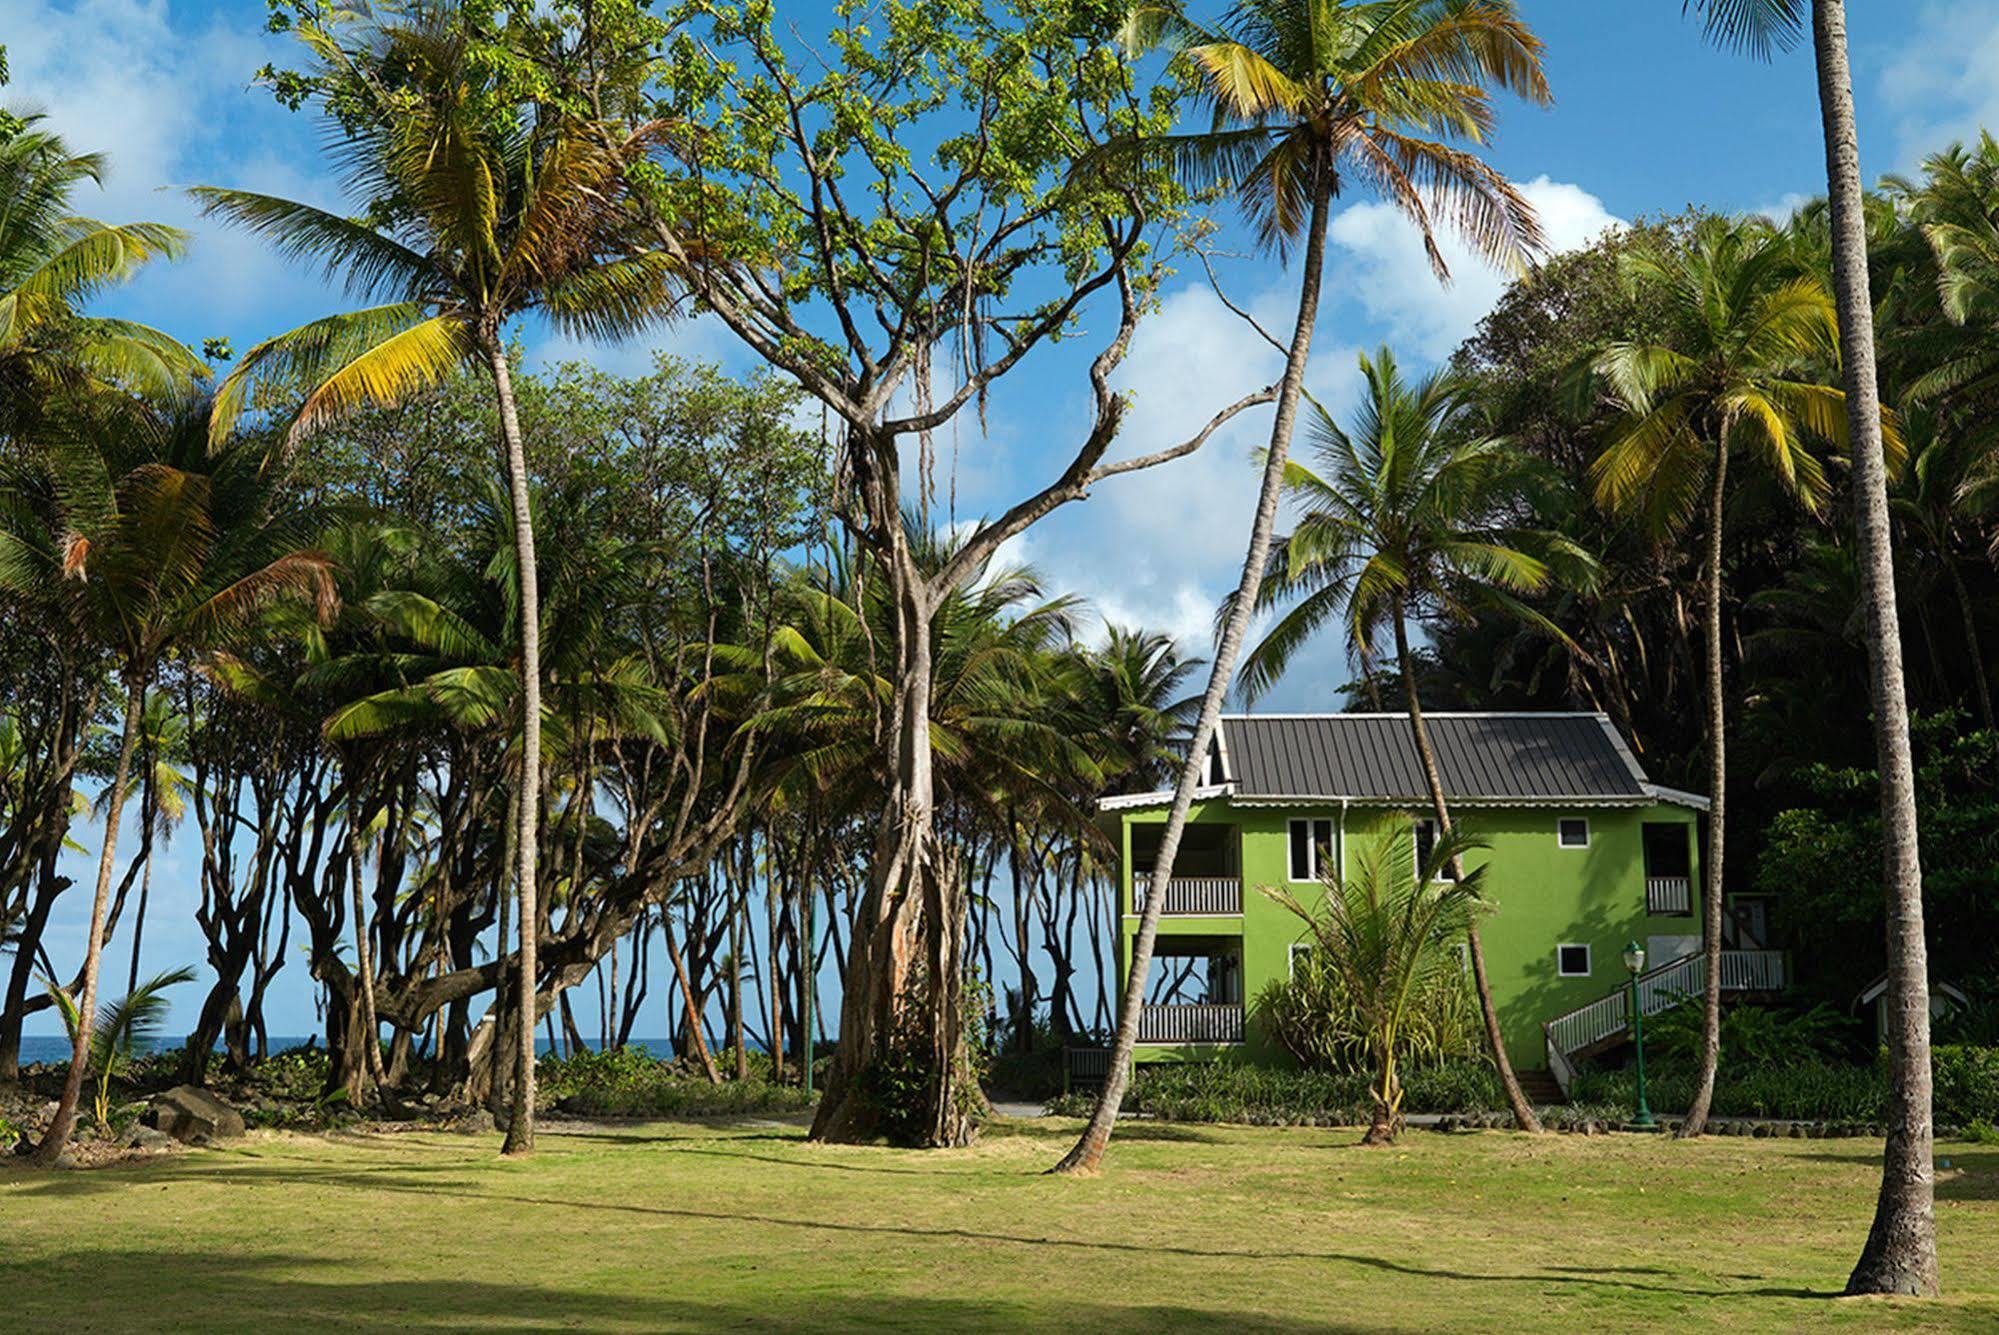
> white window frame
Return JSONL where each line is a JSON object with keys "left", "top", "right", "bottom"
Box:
{"left": 1557, "top": 816, "right": 1591, "bottom": 850}
{"left": 1555, "top": 943, "right": 1593, "bottom": 977}
{"left": 1287, "top": 817, "right": 1335, "bottom": 883}
{"left": 1288, "top": 942, "right": 1313, "bottom": 980}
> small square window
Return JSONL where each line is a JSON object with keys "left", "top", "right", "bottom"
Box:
{"left": 1288, "top": 942, "right": 1313, "bottom": 980}
{"left": 1556, "top": 944, "right": 1592, "bottom": 977}
{"left": 1558, "top": 817, "right": 1590, "bottom": 849}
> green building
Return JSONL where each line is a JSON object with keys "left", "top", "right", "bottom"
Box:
{"left": 1102, "top": 713, "right": 1784, "bottom": 1096}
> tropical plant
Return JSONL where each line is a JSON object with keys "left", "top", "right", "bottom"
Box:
{"left": 1061, "top": 0, "right": 1552, "bottom": 1176}
{"left": 0, "top": 389, "right": 334, "bottom": 1165}
{"left": 0, "top": 119, "right": 199, "bottom": 419}
{"left": 47, "top": 964, "right": 196, "bottom": 1130}
{"left": 1588, "top": 212, "right": 1862, "bottom": 1138}
{"left": 196, "top": 7, "right": 689, "bottom": 1155}
{"left": 1265, "top": 825, "right": 1487, "bottom": 1145}
{"left": 1235, "top": 346, "right": 1561, "bottom": 1132}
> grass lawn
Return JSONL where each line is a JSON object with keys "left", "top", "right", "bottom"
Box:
{"left": 3, "top": 1117, "right": 1996, "bottom": 1332}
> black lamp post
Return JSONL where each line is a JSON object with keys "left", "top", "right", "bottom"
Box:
{"left": 1622, "top": 939, "right": 1657, "bottom": 1130}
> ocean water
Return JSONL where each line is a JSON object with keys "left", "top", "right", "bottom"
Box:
{"left": 14, "top": 1035, "right": 692, "bottom": 1065}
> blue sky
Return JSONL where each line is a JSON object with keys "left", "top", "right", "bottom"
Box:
{"left": 12, "top": 0, "right": 1999, "bottom": 1039}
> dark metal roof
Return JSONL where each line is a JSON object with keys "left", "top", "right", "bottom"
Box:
{"left": 1218, "top": 713, "right": 1651, "bottom": 803}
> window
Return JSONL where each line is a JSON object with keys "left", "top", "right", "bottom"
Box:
{"left": 1412, "top": 818, "right": 1449, "bottom": 880}
{"left": 1556, "top": 943, "right": 1592, "bottom": 977}
{"left": 1288, "top": 942, "right": 1313, "bottom": 980}
{"left": 1558, "top": 817, "right": 1590, "bottom": 849}
{"left": 1287, "top": 817, "right": 1335, "bottom": 881}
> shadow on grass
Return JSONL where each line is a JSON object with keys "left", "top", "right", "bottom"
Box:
{"left": 7, "top": 1151, "right": 1830, "bottom": 1303}
{"left": 0, "top": 1250, "right": 1365, "bottom": 1332}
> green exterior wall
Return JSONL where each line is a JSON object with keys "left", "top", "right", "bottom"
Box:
{"left": 1118, "top": 798, "right": 1703, "bottom": 1069}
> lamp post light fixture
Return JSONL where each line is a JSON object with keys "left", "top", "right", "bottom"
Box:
{"left": 1622, "top": 939, "right": 1657, "bottom": 1130}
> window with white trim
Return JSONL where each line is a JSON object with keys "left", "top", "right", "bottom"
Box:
{"left": 1288, "top": 942, "right": 1313, "bottom": 980}
{"left": 1555, "top": 943, "right": 1592, "bottom": 977}
{"left": 1557, "top": 817, "right": 1590, "bottom": 849}
{"left": 1412, "top": 818, "right": 1448, "bottom": 881}
{"left": 1287, "top": 817, "right": 1335, "bottom": 882}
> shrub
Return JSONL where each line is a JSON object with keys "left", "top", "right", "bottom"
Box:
{"left": 537, "top": 1046, "right": 813, "bottom": 1118}
{"left": 1646, "top": 998, "right": 1855, "bottom": 1070}
{"left": 1045, "top": 1057, "right": 1502, "bottom": 1125}
{"left": 1933, "top": 1045, "right": 1999, "bottom": 1126}
{"left": 1570, "top": 1060, "right": 1886, "bottom": 1122}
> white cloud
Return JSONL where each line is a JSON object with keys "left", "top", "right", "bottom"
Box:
{"left": 1325, "top": 176, "right": 1623, "bottom": 362}
{"left": 1878, "top": 3, "right": 1999, "bottom": 166}
{"left": 1754, "top": 191, "right": 1813, "bottom": 224}
{"left": 5, "top": 1, "right": 355, "bottom": 342}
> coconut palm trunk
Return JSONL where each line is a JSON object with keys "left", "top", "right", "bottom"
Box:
{"left": 1681, "top": 444, "right": 1730, "bottom": 1139}
{"left": 126, "top": 767, "right": 157, "bottom": 997}
{"left": 488, "top": 340, "right": 544, "bottom": 1157}
{"left": 1390, "top": 603, "right": 1542, "bottom": 1134}
{"left": 1811, "top": 0, "right": 1938, "bottom": 1296}
{"left": 1052, "top": 171, "right": 1332, "bottom": 1176}
{"left": 32, "top": 673, "right": 145, "bottom": 1165}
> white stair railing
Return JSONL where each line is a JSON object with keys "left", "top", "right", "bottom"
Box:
{"left": 1542, "top": 950, "right": 1787, "bottom": 1096}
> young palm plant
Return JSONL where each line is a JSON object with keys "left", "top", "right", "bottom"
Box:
{"left": 1265, "top": 827, "right": 1485, "bottom": 1145}
{"left": 1588, "top": 215, "right": 1876, "bottom": 1138}
{"left": 47, "top": 964, "right": 196, "bottom": 1132}
{"left": 1060, "top": 0, "right": 1551, "bottom": 1176}
{"left": 193, "top": 11, "right": 690, "bottom": 1155}
{"left": 1238, "top": 346, "right": 1566, "bottom": 1132}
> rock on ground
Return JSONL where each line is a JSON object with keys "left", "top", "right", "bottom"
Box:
{"left": 147, "top": 1086, "right": 246, "bottom": 1144}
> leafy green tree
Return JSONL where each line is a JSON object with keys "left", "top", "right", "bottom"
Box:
{"left": 0, "top": 120, "right": 199, "bottom": 418}
{"left": 1588, "top": 214, "right": 1857, "bottom": 1139}
{"left": 199, "top": 7, "right": 688, "bottom": 1155}
{"left": 0, "top": 391, "right": 333, "bottom": 1165}
{"left": 1236, "top": 345, "right": 1559, "bottom": 1131}
{"left": 1266, "top": 826, "right": 1486, "bottom": 1145}
{"left": 1064, "top": 0, "right": 1551, "bottom": 1173}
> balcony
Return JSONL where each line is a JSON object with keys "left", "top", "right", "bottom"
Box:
{"left": 1134, "top": 876, "right": 1243, "bottom": 916}
{"left": 1137, "top": 1002, "right": 1244, "bottom": 1044}
{"left": 1646, "top": 875, "right": 1692, "bottom": 916}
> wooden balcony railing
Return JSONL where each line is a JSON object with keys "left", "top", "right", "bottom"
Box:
{"left": 1646, "top": 875, "right": 1692, "bottom": 916}
{"left": 1137, "top": 1002, "right": 1244, "bottom": 1044}
{"left": 1133, "top": 876, "right": 1243, "bottom": 916}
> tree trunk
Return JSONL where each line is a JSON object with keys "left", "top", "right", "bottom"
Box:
{"left": 347, "top": 813, "right": 388, "bottom": 1097}
{"left": 1679, "top": 441, "right": 1729, "bottom": 1139}
{"left": 126, "top": 769, "right": 157, "bottom": 997}
{"left": 1392, "top": 605, "right": 1542, "bottom": 1134}
{"left": 33, "top": 673, "right": 145, "bottom": 1163}
{"left": 664, "top": 915, "right": 721, "bottom": 1083}
{"left": 1052, "top": 167, "right": 1334, "bottom": 1176}
{"left": 812, "top": 571, "right": 974, "bottom": 1147}
{"left": 1814, "top": 0, "right": 1939, "bottom": 1297}
{"left": 1945, "top": 558, "right": 1993, "bottom": 731}
{"left": 489, "top": 340, "right": 543, "bottom": 1157}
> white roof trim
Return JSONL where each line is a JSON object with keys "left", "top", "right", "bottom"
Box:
{"left": 1219, "top": 710, "right": 1611, "bottom": 720}
{"left": 1229, "top": 793, "right": 1652, "bottom": 809}
{"left": 1096, "top": 783, "right": 1232, "bottom": 813}
{"left": 1597, "top": 714, "right": 1655, "bottom": 788}
{"left": 1644, "top": 784, "right": 1711, "bottom": 812}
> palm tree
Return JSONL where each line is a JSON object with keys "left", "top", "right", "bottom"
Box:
{"left": 0, "top": 119, "right": 200, "bottom": 419}
{"left": 0, "top": 390, "right": 334, "bottom": 1165}
{"left": 1686, "top": 0, "right": 1937, "bottom": 1294}
{"left": 1056, "top": 0, "right": 1550, "bottom": 1177}
{"left": 1265, "top": 826, "right": 1485, "bottom": 1145}
{"left": 1588, "top": 214, "right": 1865, "bottom": 1138}
{"left": 1237, "top": 346, "right": 1560, "bottom": 1131}
{"left": 47, "top": 964, "right": 195, "bottom": 1131}
{"left": 1892, "top": 405, "right": 1994, "bottom": 728}
{"left": 193, "top": 11, "right": 688, "bottom": 1155}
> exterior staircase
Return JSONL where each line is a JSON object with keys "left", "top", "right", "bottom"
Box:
{"left": 1514, "top": 1069, "right": 1566, "bottom": 1106}
{"left": 1541, "top": 949, "right": 1786, "bottom": 1098}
